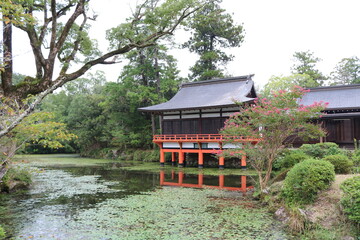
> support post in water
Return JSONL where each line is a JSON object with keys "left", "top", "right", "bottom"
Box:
{"left": 178, "top": 152, "right": 184, "bottom": 167}
{"left": 171, "top": 152, "right": 176, "bottom": 166}
{"left": 198, "top": 151, "right": 204, "bottom": 168}
{"left": 160, "top": 149, "right": 165, "bottom": 167}
{"left": 219, "top": 156, "right": 225, "bottom": 169}
{"left": 241, "top": 152, "right": 247, "bottom": 169}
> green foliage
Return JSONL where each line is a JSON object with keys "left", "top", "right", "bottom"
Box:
{"left": 143, "top": 149, "right": 160, "bottom": 162}
{"left": 0, "top": 225, "right": 5, "bottom": 240}
{"left": 41, "top": 49, "right": 182, "bottom": 155}
{"left": 330, "top": 56, "right": 360, "bottom": 85}
{"left": 282, "top": 159, "right": 335, "bottom": 205}
{"left": 352, "top": 153, "right": 360, "bottom": 174}
{"left": 300, "top": 227, "right": 343, "bottom": 240}
{"left": 184, "top": 0, "right": 244, "bottom": 81}
{"left": 13, "top": 111, "right": 77, "bottom": 150}
{"left": 130, "top": 149, "right": 160, "bottom": 162}
{"left": 299, "top": 142, "right": 344, "bottom": 159}
{"left": 291, "top": 50, "right": 327, "bottom": 86}
{"left": 2, "top": 165, "right": 32, "bottom": 192}
{"left": 273, "top": 150, "right": 310, "bottom": 170}
{"left": 261, "top": 74, "right": 318, "bottom": 98}
{"left": 133, "top": 150, "right": 145, "bottom": 161}
{"left": 221, "top": 86, "right": 326, "bottom": 191}
{"left": 323, "top": 154, "right": 353, "bottom": 174}
{"left": 0, "top": 0, "right": 35, "bottom": 26}
{"left": 340, "top": 176, "right": 360, "bottom": 224}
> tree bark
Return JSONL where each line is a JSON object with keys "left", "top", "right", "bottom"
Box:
{"left": 1, "top": 17, "right": 13, "bottom": 95}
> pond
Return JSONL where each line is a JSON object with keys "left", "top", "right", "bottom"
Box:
{"left": 0, "top": 155, "right": 289, "bottom": 240}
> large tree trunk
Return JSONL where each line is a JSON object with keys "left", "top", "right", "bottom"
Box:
{"left": 1, "top": 17, "right": 13, "bottom": 95}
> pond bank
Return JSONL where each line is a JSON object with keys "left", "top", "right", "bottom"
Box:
{"left": 0, "top": 154, "right": 290, "bottom": 239}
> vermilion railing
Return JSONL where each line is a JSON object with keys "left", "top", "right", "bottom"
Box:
{"left": 153, "top": 134, "right": 259, "bottom": 143}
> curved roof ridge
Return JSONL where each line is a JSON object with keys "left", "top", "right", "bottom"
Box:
{"left": 181, "top": 74, "right": 254, "bottom": 88}
{"left": 139, "top": 76, "right": 256, "bottom": 113}
{"left": 308, "top": 83, "right": 360, "bottom": 92}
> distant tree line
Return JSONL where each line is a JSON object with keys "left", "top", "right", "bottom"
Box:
{"left": 262, "top": 50, "right": 360, "bottom": 97}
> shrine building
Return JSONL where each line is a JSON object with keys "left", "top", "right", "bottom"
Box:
{"left": 138, "top": 75, "right": 258, "bottom": 169}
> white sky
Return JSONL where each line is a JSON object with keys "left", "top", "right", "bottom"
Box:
{"left": 11, "top": 0, "right": 360, "bottom": 89}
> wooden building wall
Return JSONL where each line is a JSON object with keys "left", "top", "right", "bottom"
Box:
{"left": 161, "top": 107, "right": 239, "bottom": 135}
{"left": 323, "top": 118, "right": 360, "bottom": 144}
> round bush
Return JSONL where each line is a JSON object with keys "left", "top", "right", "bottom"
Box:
{"left": 323, "top": 154, "right": 353, "bottom": 174}
{"left": 282, "top": 159, "right": 335, "bottom": 205}
{"left": 340, "top": 176, "right": 360, "bottom": 224}
{"left": 276, "top": 151, "right": 310, "bottom": 169}
{"left": 352, "top": 155, "right": 360, "bottom": 166}
{"left": 299, "top": 142, "right": 343, "bottom": 159}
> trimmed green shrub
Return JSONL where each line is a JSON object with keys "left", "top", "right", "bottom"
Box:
{"left": 273, "top": 150, "right": 310, "bottom": 170}
{"left": 282, "top": 159, "right": 335, "bottom": 205}
{"left": 352, "top": 155, "right": 360, "bottom": 173}
{"left": 353, "top": 151, "right": 360, "bottom": 166}
{"left": 299, "top": 142, "right": 344, "bottom": 159}
{"left": 323, "top": 154, "right": 353, "bottom": 174}
{"left": 340, "top": 176, "right": 360, "bottom": 224}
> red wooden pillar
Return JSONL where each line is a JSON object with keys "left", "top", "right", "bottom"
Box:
{"left": 241, "top": 152, "right": 247, "bottom": 169}
{"left": 219, "top": 156, "right": 225, "bottom": 169}
{"left": 198, "top": 151, "right": 204, "bottom": 168}
{"left": 178, "top": 152, "right": 184, "bottom": 167}
{"left": 219, "top": 175, "right": 225, "bottom": 188}
{"left": 171, "top": 152, "right": 176, "bottom": 166}
{"left": 198, "top": 173, "right": 203, "bottom": 187}
{"left": 178, "top": 142, "right": 184, "bottom": 167}
{"left": 160, "top": 148, "right": 165, "bottom": 167}
{"left": 241, "top": 175, "right": 246, "bottom": 192}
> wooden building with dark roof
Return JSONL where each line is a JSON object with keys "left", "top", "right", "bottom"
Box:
{"left": 301, "top": 84, "right": 360, "bottom": 148}
{"left": 139, "top": 76, "right": 360, "bottom": 168}
{"left": 139, "top": 75, "right": 258, "bottom": 168}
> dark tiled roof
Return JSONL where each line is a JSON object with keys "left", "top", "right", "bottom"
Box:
{"left": 139, "top": 75, "right": 256, "bottom": 112}
{"left": 301, "top": 84, "right": 360, "bottom": 110}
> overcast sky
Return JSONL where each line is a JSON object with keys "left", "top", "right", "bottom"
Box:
{"left": 11, "top": 0, "right": 360, "bottom": 89}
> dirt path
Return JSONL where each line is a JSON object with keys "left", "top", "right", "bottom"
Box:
{"left": 306, "top": 174, "right": 360, "bottom": 228}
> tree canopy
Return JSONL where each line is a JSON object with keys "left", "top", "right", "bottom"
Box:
{"left": 291, "top": 50, "right": 327, "bottom": 86}
{"left": 0, "top": 0, "right": 205, "bottom": 138}
{"left": 261, "top": 73, "right": 318, "bottom": 97}
{"left": 331, "top": 56, "right": 360, "bottom": 85}
{"left": 183, "top": 0, "right": 244, "bottom": 81}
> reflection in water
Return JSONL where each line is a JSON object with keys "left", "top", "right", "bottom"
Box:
{"left": 0, "top": 158, "right": 289, "bottom": 240}
{"left": 160, "top": 170, "right": 254, "bottom": 192}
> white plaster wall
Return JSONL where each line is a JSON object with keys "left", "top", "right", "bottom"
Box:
{"left": 182, "top": 114, "right": 200, "bottom": 119}
{"left": 208, "top": 143, "right": 220, "bottom": 148}
{"left": 202, "top": 108, "right": 221, "bottom": 112}
{"left": 182, "top": 142, "right": 196, "bottom": 148}
{"left": 182, "top": 110, "right": 200, "bottom": 114}
{"left": 163, "top": 142, "right": 180, "bottom": 148}
{"left": 163, "top": 115, "right": 180, "bottom": 120}
{"left": 222, "top": 107, "right": 240, "bottom": 112}
{"left": 223, "top": 143, "right": 242, "bottom": 149}
{"left": 222, "top": 112, "right": 236, "bottom": 117}
{"left": 202, "top": 113, "right": 220, "bottom": 118}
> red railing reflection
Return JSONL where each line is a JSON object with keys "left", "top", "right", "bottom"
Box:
{"left": 159, "top": 170, "right": 254, "bottom": 192}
